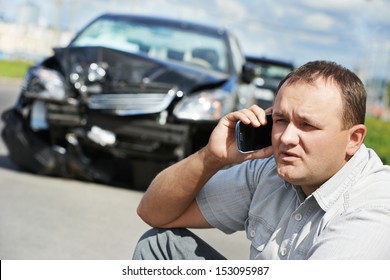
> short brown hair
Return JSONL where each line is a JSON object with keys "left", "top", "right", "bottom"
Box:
{"left": 277, "top": 60, "right": 367, "bottom": 129}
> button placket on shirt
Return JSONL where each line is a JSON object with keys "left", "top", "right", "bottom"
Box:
{"left": 294, "top": 213, "right": 302, "bottom": 221}
{"left": 279, "top": 238, "right": 289, "bottom": 258}
{"left": 279, "top": 201, "right": 313, "bottom": 259}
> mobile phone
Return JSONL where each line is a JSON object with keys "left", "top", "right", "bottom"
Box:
{"left": 236, "top": 114, "right": 273, "bottom": 153}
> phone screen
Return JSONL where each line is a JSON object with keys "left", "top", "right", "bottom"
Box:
{"left": 235, "top": 114, "right": 273, "bottom": 153}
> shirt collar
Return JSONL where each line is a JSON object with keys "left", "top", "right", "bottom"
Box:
{"left": 312, "top": 144, "right": 369, "bottom": 212}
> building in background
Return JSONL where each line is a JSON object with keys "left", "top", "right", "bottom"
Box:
{"left": 18, "top": 1, "right": 40, "bottom": 26}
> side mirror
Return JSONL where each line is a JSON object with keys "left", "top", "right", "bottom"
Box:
{"left": 241, "top": 62, "right": 256, "bottom": 83}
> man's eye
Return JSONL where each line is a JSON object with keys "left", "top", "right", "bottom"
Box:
{"left": 302, "top": 122, "right": 316, "bottom": 129}
{"left": 274, "top": 119, "right": 287, "bottom": 124}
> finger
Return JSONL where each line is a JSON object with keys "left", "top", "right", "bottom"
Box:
{"left": 226, "top": 109, "right": 256, "bottom": 125}
{"left": 225, "top": 110, "right": 249, "bottom": 124}
{"left": 246, "top": 145, "right": 274, "bottom": 160}
{"left": 241, "top": 108, "right": 262, "bottom": 126}
{"left": 264, "top": 107, "right": 273, "bottom": 115}
{"left": 248, "top": 105, "right": 267, "bottom": 125}
{"left": 226, "top": 106, "right": 268, "bottom": 127}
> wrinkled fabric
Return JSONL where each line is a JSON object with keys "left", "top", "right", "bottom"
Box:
{"left": 197, "top": 144, "right": 390, "bottom": 259}
{"left": 132, "top": 228, "right": 226, "bottom": 260}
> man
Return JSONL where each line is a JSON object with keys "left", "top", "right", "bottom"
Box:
{"left": 133, "top": 60, "right": 390, "bottom": 260}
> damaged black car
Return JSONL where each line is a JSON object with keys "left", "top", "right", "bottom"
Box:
{"left": 1, "top": 14, "right": 257, "bottom": 189}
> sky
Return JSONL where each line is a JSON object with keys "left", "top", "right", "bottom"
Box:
{"left": 1, "top": 0, "right": 390, "bottom": 79}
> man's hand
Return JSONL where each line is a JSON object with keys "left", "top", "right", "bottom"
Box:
{"left": 137, "top": 105, "right": 274, "bottom": 229}
{"left": 204, "top": 105, "right": 274, "bottom": 168}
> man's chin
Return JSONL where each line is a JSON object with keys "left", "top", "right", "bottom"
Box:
{"left": 277, "top": 166, "right": 303, "bottom": 184}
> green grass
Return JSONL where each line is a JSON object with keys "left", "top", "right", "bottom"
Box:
{"left": 0, "top": 59, "right": 33, "bottom": 78}
{"left": 365, "top": 117, "right": 390, "bottom": 164}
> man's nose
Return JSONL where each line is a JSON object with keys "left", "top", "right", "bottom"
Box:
{"left": 280, "top": 123, "right": 300, "bottom": 146}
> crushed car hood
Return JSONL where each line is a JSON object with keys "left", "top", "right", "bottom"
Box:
{"left": 53, "top": 46, "right": 229, "bottom": 95}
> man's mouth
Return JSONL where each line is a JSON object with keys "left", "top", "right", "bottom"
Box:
{"left": 279, "top": 150, "right": 300, "bottom": 162}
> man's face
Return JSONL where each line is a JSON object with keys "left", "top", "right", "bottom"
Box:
{"left": 272, "top": 77, "right": 351, "bottom": 194}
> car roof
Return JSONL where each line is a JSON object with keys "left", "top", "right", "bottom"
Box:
{"left": 94, "top": 13, "right": 229, "bottom": 38}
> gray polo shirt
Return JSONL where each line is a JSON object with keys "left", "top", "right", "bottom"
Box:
{"left": 196, "top": 144, "right": 390, "bottom": 259}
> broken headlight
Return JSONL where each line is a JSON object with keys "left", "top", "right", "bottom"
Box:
{"left": 24, "top": 67, "right": 67, "bottom": 101}
{"left": 173, "top": 88, "right": 234, "bottom": 121}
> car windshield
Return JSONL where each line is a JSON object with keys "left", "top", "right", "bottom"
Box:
{"left": 71, "top": 17, "right": 229, "bottom": 73}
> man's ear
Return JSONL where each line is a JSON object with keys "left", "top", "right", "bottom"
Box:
{"left": 346, "top": 124, "right": 367, "bottom": 157}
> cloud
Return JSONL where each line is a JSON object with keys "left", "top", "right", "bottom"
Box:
{"left": 2, "top": 0, "right": 389, "bottom": 76}
{"left": 215, "top": 0, "right": 249, "bottom": 21}
{"left": 299, "top": 0, "right": 366, "bottom": 12}
{"left": 303, "top": 13, "right": 337, "bottom": 31}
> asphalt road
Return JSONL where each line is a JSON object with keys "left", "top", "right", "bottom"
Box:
{"left": 0, "top": 78, "right": 248, "bottom": 260}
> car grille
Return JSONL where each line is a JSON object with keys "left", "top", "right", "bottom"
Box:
{"left": 87, "top": 91, "right": 176, "bottom": 116}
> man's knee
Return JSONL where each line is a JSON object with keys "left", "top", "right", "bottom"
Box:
{"left": 132, "top": 228, "right": 198, "bottom": 260}
{"left": 132, "top": 228, "right": 225, "bottom": 260}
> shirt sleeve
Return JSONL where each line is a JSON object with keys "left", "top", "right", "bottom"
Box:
{"left": 196, "top": 158, "right": 274, "bottom": 234}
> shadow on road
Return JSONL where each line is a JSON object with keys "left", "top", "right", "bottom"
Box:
{"left": 0, "top": 153, "right": 149, "bottom": 193}
{"left": 0, "top": 155, "right": 21, "bottom": 171}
